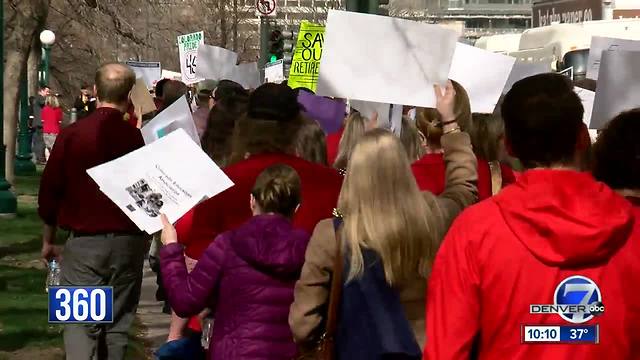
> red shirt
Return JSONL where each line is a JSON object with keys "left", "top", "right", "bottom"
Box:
{"left": 38, "top": 107, "right": 145, "bottom": 233}
{"left": 411, "top": 153, "right": 516, "bottom": 201}
{"left": 426, "top": 170, "right": 640, "bottom": 360}
{"left": 176, "top": 153, "right": 343, "bottom": 259}
{"left": 325, "top": 128, "right": 344, "bottom": 167}
{"left": 42, "top": 106, "right": 63, "bottom": 134}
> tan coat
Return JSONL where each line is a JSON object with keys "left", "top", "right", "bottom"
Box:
{"left": 288, "top": 131, "right": 478, "bottom": 350}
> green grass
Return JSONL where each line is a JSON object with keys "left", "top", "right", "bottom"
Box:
{"left": 0, "top": 170, "right": 149, "bottom": 358}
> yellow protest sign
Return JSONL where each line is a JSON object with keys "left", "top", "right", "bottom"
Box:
{"left": 288, "top": 21, "right": 324, "bottom": 92}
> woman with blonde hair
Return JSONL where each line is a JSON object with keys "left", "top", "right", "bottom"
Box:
{"left": 400, "top": 116, "right": 427, "bottom": 162}
{"left": 41, "top": 94, "right": 64, "bottom": 160}
{"left": 411, "top": 80, "right": 515, "bottom": 200}
{"left": 333, "top": 111, "right": 376, "bottom": 173}
{"left": 289, "top": 82, "right": 477, "bottom": 354}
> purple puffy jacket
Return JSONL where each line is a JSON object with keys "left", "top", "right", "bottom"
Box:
{"left": 160, "top": 214, "right": 310, "bottom": 359}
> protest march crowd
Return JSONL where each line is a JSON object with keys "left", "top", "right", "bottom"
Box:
{"left": 33, "top": 13, "right": 640, "bottom": 360}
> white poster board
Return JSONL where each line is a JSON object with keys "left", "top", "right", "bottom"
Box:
{"left": 87, "top": 129, "right": 234, "bottom": 234}
{"left": 126, "top": 61, "right": 162, "bottom": 89}
{"left": 448, "top": 43, "right": 516, "bottom": 113}
{"left": 586, "top": 36, "right": 640, "bottom": 80}
{"left": 195, "top": 44, "right": 239, "bottom": 80}
{"left": 502, "top": 61, "right": 551, "bottom": 94}
{"left": 316, "top": 10, "right": 457, "bottom": 108}
{"left": 141, "top": 96, "right": 200, "bottom": 146}
{"left": 265, "top": 59, "right": 285, "bottom": 83}
{"left": 590, "top": 50, "right": 640, "bottom": 129}
{"left": 178, "top": 31, "right": 205, "bottom": 85}
{"left": 574, "top": 87, "right": 595, "bottom": 128}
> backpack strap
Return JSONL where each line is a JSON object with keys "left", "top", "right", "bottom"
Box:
{"left": 322, "top": 216, "right": 344, "bottom": 352}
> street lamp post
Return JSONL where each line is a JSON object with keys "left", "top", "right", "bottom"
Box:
{"left": 15, "top": 30, "right": 55, "bottom": 175}
{"left": 0, "top": 3, "right": 17, "bottom": 215}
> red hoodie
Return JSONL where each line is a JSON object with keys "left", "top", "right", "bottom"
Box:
{"left": 412, "top": 153, "right": 516, "bottom": 201}
{"left": 175, "top": 153, "right": 343, "bottom": 259}
{"left": 425, "top": 170, "right": 640, "bottom": 360}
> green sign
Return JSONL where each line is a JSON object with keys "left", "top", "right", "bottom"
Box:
{"left": 288, "top": 21, "right": 325, "bottom": 92}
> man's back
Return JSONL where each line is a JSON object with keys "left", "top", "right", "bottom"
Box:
{"left": 38, "top": 107, "right": 145, "bottom": 233}
{"left": 426, "top": 169, "right": 640, "bottom": 360}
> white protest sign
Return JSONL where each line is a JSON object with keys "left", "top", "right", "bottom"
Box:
{"left": 448, "top": 43, "right": 516, "bottom": 113}
{"left": 230, "top": 62, "right": 260, "bottom": 89}
{"left": 557, "top": 66, "right": 574, "bottom": 80}
{"left": 574, "top": 87, "right": 595, "bottom": 128}
{"left": 195, "top": 44, "right": 239, "bottom": 80}
{"left": 503, "top": 61, "right": 551, "bottom": 94}
{"left": 161, "top": 69, "right": 182, "bottom": 81}
{"left": 350, "top": 100, "right": 403, "bottom": 136}
{"left": 316, "top": 10, "right": 457, "bottom": 108}
{"left": 141, "top": 96, "right": 200, "bottom": 146}
{"left": 586, "top": 36, "right": 640, "bottom": 80}
{"left": 591, "top": 50, "right": 640, "bottom": 129}
{"left": 178, "top": 31, "right": 205, "bottom": 85}
{"left": 87, "top": 129, "right": 234, "bottom": 234}
{"left": 126, "top": 61, "right": 162, "bottom": 89}
{"left": 265, "top": 59, "right": 285, "bottom": 83}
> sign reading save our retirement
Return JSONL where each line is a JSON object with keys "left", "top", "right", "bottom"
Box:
{"left": 288, "top": 21, "right": 325, "bottom": 92}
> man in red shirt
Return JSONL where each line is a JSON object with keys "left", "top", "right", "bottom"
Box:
{"left": 39, "top": 63, "right": 146, "bottom": 360}
{"left": 425, "top": 73, "right": 640, "bottom": 359}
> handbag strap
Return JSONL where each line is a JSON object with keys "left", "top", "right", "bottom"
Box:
{"left": 324, "top": 217, "right": 344, "bottom": 341}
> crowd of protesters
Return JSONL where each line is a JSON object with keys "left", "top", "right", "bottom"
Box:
{"left": 37, "top": 60, "right": 640, "bottom": 360}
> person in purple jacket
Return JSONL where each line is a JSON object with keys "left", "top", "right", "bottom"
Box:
{"left": 159, "top": 163, "right": 309, "bottom": 359}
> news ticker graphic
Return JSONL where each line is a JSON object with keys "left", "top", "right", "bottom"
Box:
{"left": 48, "top": 286, "right": 114, "bottom": 323}
{"left": 522, "top": 324, "right": 599, "bottom": 344}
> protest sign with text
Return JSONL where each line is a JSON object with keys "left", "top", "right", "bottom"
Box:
{"left": 141, "top": 96, "right": 200, "bottom": 146}
{"left": 288, "top": 21, "right": 325, "bottom": 92}
{"left": 178, "top": 31, "right": 205, "bottom": 84}
{"left": 586, "top": 36, "right": 640, "bottom": 80}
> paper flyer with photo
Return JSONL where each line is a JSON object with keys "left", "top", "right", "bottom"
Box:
{"left": 87, "top": 129, "right": 234, "bottom": 233}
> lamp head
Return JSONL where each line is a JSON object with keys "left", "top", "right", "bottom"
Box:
{"left": 40, "top": 30, "right": 56, "bottom": 46}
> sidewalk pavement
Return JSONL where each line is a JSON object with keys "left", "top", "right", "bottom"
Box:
{"left": 137, "top": 262, "right": 170, "bottom": 357}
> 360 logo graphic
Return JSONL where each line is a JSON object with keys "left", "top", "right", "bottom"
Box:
{"left": 530, "top": 275, "right": 605, "bottom": 324}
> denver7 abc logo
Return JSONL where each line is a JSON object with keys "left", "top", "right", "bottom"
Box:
{"left": 530, "top": 275, "right": 605, "bottom": 324}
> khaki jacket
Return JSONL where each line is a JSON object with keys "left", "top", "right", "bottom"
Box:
{"left": 288, "top": 131, "right": 478, "bottom": 350}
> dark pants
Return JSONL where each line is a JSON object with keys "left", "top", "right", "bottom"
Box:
{"left": 60, "top": 233, "right": 147, "bottom": 360}
{"left": 32, "top": 126, "right": 46, "bottom": 163}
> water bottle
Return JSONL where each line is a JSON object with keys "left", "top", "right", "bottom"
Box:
{"left": 201, "top": 317, "right": 214, "bottom": 349}
{"left": 46, "top": 259, "right": 61, "bottom": 293}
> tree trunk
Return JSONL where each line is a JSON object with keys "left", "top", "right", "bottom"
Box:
{"left": 28, "top": 35, "right": 42, "bottom": 97}
{"left": 4, "top": 0, "right": 50, "bottom": 183}
{"left": 219, "top": 0, "right": 228, "bottom": 48}
{"left": 232, "top": 0, "right": 238, "bottom": 52}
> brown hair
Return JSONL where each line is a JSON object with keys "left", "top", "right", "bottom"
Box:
{"left": 228, "top": 114, "right": 304, "bottom": 165}
{"left": 415, "top": 80, "right": 471, "bottom": 149}
{"left": 252, "top": 164, "right": 302, "bottom": 218}
{"left": 95, "top": 63, "right": 136, "bottom": 104}
{"left": 470, "top": 113, "right": 506, "bottom": 162}
{"left": 399, "top": 116, "right": 425, "bottom": 162}
{"left": 202, "top": 93, "right": 249, "bottom": 167}
{"left": 294, "top": 117, "right": 328, "bottom": 166}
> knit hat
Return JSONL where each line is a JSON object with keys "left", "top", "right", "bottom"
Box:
{"left": 213, "top": 80, "right": 247, "bottom": 102}
{"left": 248, "top": 83, "right": 301, "bottom": 122}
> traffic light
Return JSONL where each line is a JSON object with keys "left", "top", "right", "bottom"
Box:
{"left": 281, "top": 30, "right": 297, "bottom": 75}
{"left": 268, "top": 29, "right": 284, "bottom": 61}
{"left": 346, "top": 0, "right": 388, "bottom": 15}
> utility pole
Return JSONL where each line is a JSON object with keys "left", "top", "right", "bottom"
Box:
{"left": 0, "top": 3, "right": 17, "bottom": 216}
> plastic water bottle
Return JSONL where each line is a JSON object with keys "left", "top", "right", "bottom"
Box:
{"left": 201, "top": 317, "right": 214, "bottom": 349}
{"left": 46, "top": 260, "right": 61, "bottom": 293}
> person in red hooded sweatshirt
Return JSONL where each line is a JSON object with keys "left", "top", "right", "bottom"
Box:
{"left": 176, "top": 82, "right": 343, "bottom": 262}
{"left": 412, "top": 80, "right": 516, "bottom": 200}
{"left": 592, "top": 108, "right": 640, "bottom": 212}
{"left": 425, "top": 73, "right": 640, "bottom": 360}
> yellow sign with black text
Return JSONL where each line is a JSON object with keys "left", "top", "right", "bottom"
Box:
{"left": 288, "top": 21, "right": 324, "bottom": 92}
